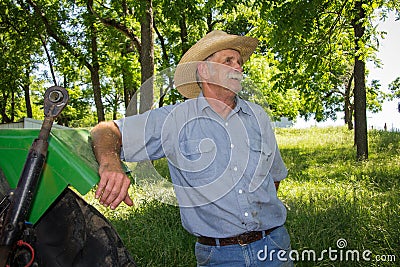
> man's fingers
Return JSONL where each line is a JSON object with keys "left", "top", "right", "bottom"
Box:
{"left": 96, "top": 171, "right": 132, "bottom": 209}
{"left": 96, "top": 168, "right": 132, "bottom": 209}
{"left": 95, "top": 180, "right": 106, "bottom": 199}
{"left": 110, "top": 177, "right": 132, "bottom": 209}
{"left": 124, "top": 195, "right": 134, "bottom": 206}
{"left": 100, "top": 177, "right": 116, "bottom": 206}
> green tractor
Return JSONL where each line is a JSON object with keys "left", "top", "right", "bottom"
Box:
{"left": 0, "top": 87, "right": 136, "bottom": 267}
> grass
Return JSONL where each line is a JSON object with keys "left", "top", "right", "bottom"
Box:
{"left": 275, "top": 127, "right": 399, "bottom": 266}
{"left": 82, "top": 126, "right": 400, "bottom": 266}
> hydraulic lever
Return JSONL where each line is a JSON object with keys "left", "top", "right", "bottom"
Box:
{"left": 0, "top": 86, "right": 69, "bottom": 267}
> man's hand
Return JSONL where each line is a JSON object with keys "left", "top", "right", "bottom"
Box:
{"left": 96, "top": 161, "right": 133, "bottom": 210}
{"left": 91, "top": 121, "right": 133, "bottom": 210}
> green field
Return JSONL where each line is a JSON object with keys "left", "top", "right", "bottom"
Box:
{"left": 84, "top": 126, "right": 400, "bottom": 266}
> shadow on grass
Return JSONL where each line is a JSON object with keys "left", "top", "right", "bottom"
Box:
{"left": 284, "top": 190, "right": 400, "bottom": 267}
{"left": 280, "top": 146, "right": 354, "bottom": 180}
{"left": 277, "top": 129, "right": 400, "bottom": 266}
{"left": 280, "top": 132, "right": 400, "bottom": 192}
{"left": 369, "top": 130, "right": 400, "bottom": 153}
{"left": 108, "top": 200, "right": 197, "bottom": 267}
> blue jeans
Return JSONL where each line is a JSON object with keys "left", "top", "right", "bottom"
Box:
{"left": 195, "top": 225, "right": 293, "bottom": 267}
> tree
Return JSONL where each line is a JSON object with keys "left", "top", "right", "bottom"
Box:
{"left": 389, "top": 77, "right": 400, "bottom": 99}
{"left": 2, "top": 0, "right": 398, "bottom": 133}
{"left": 352, "top": 0, "right": 368, "bottom": 160}
{"left": 0, "top": 0, "right": 45, "bottom": 122}
{"left": 25, "top": 0, "right": 107, "bottom": 122}
{"left": 258, "top": 0, "right": 399, "bottom": 160}
{"left": 88, "top": 0, "right": 154, "bottom": 115}
{"left": 139, "top": 0, "right": 154, "bottom": 113}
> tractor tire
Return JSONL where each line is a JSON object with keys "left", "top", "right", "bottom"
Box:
{"left": 33, "top": 188, "right": 137, "bottom": 267}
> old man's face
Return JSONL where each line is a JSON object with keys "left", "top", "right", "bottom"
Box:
{"left": 203, "top": 49, "right": 244, "bottom": 95}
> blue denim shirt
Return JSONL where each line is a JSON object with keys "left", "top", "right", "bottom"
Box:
{"left": 115, "top": 94, "right": 288, "bottom": 238}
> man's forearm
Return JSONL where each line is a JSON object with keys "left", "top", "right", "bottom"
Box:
{"left": 90, "top": 121, "right": 133, "bottom": 209}
{"left": 91, "top": 121, "right": 123, "bottom": 170}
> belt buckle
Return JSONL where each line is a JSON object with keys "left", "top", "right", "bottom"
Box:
{"left": 237, "top": 233, "right": 249, "bottom": 246}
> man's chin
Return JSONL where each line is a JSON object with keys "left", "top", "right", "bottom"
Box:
{"left": 223, "top": 80, "right": 242, "bottom": 94}
{"left": 226, "top": 85, "right": 242, "bottom": 94}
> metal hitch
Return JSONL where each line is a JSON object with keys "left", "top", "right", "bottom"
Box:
{"left": 0, "top": 86, "right": 69, "bottom": 267}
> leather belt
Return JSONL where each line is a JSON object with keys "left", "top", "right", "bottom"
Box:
{"left": 197, "top": 226, "right": 279, "bottom": 246}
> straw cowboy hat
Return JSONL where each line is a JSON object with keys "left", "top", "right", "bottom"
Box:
{"left": 174, "top": 30, "right": 259, "bottom": 99}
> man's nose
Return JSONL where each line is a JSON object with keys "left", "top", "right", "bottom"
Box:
{"left": 234, "top": 63, "right": 243, "bottom": 72}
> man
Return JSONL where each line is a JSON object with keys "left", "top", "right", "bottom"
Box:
{"left": 91, "top": 30, "right": 292, "bottom": 266}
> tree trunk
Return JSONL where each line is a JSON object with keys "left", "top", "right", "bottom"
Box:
{"left": 344, "top": 72, "right": 354, "bottom": 130}
{"left": 123, "top": 63, "right": 138, "bottom": 116}
{"left": 10, "top": 91, "right": 15, "bottom": 122}
{"left": 123, "top": 71, "right": 130, "bottom": 110}
{"left": 88, "top": 2, "right": 105, "bottom": 122}
{"left": 122, "top": 48, "right": 137, "bottom": 114}
{"left": 23, "top": 70, "right": 33, "bottom": 118}
{"left": 352, "top": 0, "right": 368, "bottom": 160}
{"left": 139, "top": 0, "right": 154, "bottom": 114}
{"left": 126, "top": 93, "right": 138, "bottom": 116}
{"left": 179, "top": 13, "right": 189, "bottom": 56}
{"left": 153, "top": 19, "right": 171, "bottom": 108}
{"left": 0, "top": 91, "right": 11, "bottom": 123}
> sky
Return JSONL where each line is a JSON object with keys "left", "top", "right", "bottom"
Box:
{"left": 294, "top": 12, "right": 400, "bottom": 130}
{"left": 366, "top": 12, "right": 400, "bottom": 131}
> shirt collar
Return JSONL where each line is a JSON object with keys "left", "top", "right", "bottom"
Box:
{"left": 196, "top": 91, "right": 209, "bottom": 111}
{"left": 196, "top": 91, "right": 252, "bottom": 116}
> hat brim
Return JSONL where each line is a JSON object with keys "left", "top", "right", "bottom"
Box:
{"left": 174, "top": 31, "right": 258, "bottom": 99}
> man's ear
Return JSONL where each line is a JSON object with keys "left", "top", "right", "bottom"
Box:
{"left": 197, "top": 62, "right": 210, "bottom": 80}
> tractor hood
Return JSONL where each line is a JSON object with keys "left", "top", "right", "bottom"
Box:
{"left": 0, "top": 128, "right": 99, "bottom": 224}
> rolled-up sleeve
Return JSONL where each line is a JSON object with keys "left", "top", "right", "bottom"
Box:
{"left": 270, "top": 143, "right": 288, "bottom": 182}
{"left": 114, "top": 106, "right": 173, "bottom": 162}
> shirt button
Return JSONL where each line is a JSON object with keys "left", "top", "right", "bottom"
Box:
{"left": 244, "top": 212, "right": 249, "bottom": 217}
{"left": 233, "top": 166, "right": 238, "bottom": 171}
{"left": 238, "top": 189, "right": 243, "bottom": 194}
{"left": 230, "top": 143, "right": 234, "bottom": 148}
{"left": 225, "top": 122, "right": 229, "bottom": 126}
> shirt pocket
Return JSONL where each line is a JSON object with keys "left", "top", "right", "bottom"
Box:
{"left": 248, "top": 138, "right": 275, "bottom": 192}
{"left": 178, "top": 139, "right": 217, "bottom": 182}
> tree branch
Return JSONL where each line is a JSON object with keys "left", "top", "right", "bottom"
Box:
{"left": 25, "top": 0, "right": 93, "bottom": 72}
{"left": 39, "top": 34, "right": 57, "bottom": 85}
{"left": 87, "top": 0, "right": 141, "bottom": 54}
